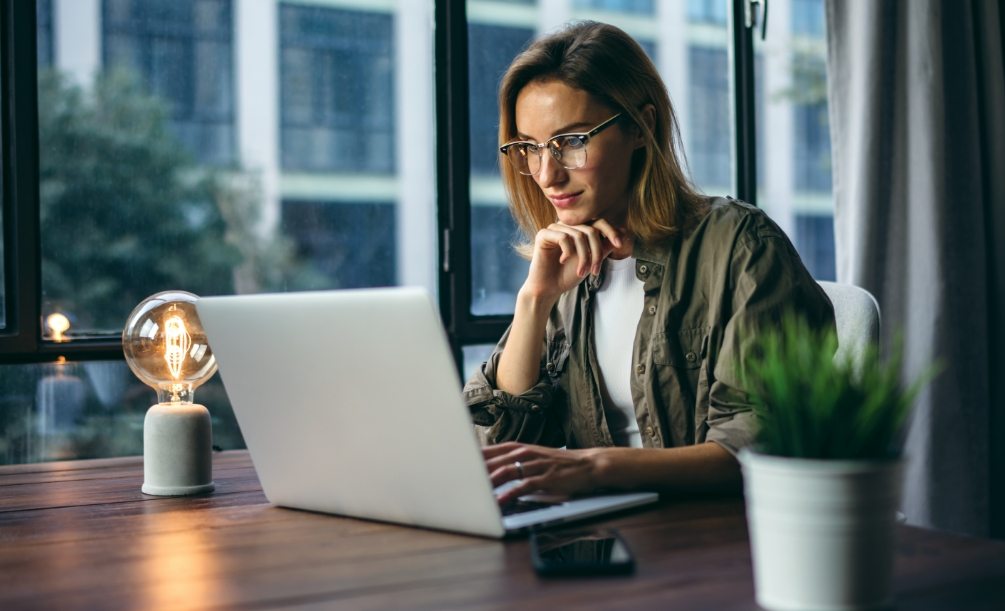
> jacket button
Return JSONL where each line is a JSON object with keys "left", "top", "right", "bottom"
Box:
{"left": 638, "top": 264, "right": 648, "bottom": 274}
{"left": 644, "top": 426, "right": 654, "bottom": 437}
{"left": 647, "top": 305, "right": 656, "bottom": 315}
{"left": 685, "top": 351, "right": 697, "bottom": 362}
{"left": 546, "top": 362, "right": 556, "bottom": 374}
{"left": 636, "top": 363, "right": 646, "bottom": 375}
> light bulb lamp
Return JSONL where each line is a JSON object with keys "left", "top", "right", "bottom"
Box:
{"left": 123, "top": 291, "right": 218, "bottom": 496}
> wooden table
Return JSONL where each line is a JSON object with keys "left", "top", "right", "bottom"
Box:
{"left": 2, "top": 451, "right": 1003, "bottom": 610}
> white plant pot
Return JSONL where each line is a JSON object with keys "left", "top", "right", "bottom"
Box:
{"left": 739, "top": 449, "right": 904, "bottom": 611}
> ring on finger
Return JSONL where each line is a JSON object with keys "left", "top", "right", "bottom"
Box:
{"left": 514, "top": 461, "right": 525, "bottom": 480}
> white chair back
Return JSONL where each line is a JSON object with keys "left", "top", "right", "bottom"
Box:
{"left": 816, "top": 281, "right": 881, "bottom": 372}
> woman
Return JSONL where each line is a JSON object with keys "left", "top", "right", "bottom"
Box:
{"left": 464, "top": 21, "right": 834, "bottom": 504}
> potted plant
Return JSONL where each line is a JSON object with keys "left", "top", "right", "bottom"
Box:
{"left": 738, "top": 314, "right": 936, "bottom": 611}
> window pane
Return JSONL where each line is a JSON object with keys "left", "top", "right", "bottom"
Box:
{"left": 462, "top": 343, "right": 496, "bottom": 382}
{"left": 467, "top": 19, "right": 533, "bottom": 315}
{"left": 687, "top": 0, "right": 727, "bottom": 24}
{"left": 29, "top": 1, "right": 436, "bottom": 461}
{"left": 468, "top": 0, "right": 733, "bottom": 315}
{"left": 573, "top": 0, "right": 656, "bottom": 13}
{"left": 38, "top": 0, "right": 437, "bottom": 341}
{"left": 754, "top": 0, "right": 835, "bottom": 280}
{"left": 0, "top": 360, "right": 242, "bottom": 465}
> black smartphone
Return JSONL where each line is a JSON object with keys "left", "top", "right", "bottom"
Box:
{"left": 530, "top": 528, "right": 635, "bottom": 577}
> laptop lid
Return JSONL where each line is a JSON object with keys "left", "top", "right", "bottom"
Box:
{"left": 197, "top": 288, "right": 657, "bottom": 538}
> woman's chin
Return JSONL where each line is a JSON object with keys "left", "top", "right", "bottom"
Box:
{"left": 555, "top": 210, "right": 593, "bottom": 227}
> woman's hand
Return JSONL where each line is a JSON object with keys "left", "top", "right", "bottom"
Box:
{"left": 521, "top": 219, "right": 625, "bottom": 305}
{"left": 482, "top": 442, "right": 609, "bottom": 505}
{"left": 496, "top": 219, "right": 628, "bottom": 395}
{"left": 483, "top": 441, "right": 743, "bottom": 503}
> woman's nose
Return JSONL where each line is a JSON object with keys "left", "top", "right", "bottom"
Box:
{"left": 535, "top": 149, "right": 567, "bottom": 188}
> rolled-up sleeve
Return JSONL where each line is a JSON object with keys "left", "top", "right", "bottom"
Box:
{"left": 706, "top": 216, "right": 836, "bottom": 456}
{"left": 462, "top": 329, "right": 566, "bottom": 447}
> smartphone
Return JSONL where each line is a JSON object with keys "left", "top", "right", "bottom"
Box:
{"left": 530, "top": 528, "right": 635, "bottom": 577}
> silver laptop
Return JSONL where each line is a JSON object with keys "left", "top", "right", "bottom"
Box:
{"left": 196, "top": 287, "right": 658, "bottom": 538}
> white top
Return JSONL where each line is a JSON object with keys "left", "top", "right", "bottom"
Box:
{"left": 593, "top": 256, "right": 645, "bottom": 448}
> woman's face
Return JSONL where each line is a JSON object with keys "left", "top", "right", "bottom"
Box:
{"left": 513, "top": 80, "right": 642, "bottom": 227}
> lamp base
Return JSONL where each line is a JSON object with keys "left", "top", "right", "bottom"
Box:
{"left": 142, "top": 402, "right": 215, "bottom": 496}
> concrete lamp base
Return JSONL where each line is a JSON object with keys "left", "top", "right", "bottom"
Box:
{"left": 142, "top": 402, "right": 215, "bottom": 496}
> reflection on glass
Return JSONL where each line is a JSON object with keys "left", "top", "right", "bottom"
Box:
{"left": 754, "top": 0, "right": 835, "bottom": 280}
{"left": 0, "top": 361, "right": 242, "bottom": 465}
{"left": 468, "top": 1, "right": 734, "bottom": 315}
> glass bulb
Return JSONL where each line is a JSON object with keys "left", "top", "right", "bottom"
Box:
{"left": 122, "top": 291, "right": 217, "bottom": 404}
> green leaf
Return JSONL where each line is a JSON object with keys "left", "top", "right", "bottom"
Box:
{"left": 740, "top": 311, "right": 938, "bottom": 459}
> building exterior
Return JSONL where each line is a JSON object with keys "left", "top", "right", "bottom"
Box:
{"left": 39, "top": 0, "right": 833, "bottom": 319}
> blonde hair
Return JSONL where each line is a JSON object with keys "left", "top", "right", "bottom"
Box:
{"left": 498, "top": 21, "right": 707, "bottom": 257}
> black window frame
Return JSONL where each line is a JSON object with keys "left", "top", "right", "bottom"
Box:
{"left": 1, "top": 0, "right": 761, "bottom": 370}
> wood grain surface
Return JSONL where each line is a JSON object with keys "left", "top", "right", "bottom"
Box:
{"left": 1, "top": 451, "right": 1003, "bottom": 610}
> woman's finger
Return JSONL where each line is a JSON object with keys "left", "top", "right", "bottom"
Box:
{"left": 482, "top": 442, "right": 523, "bottom": 460}
{"left": 590, "top": 218, "right": 624, "bottom": 249}
{"left": 484, "top": 447, "right": 537, "bottom": 474}
{"left": 550, "top": 222, "right": 603, "bottom": 275}
{"left": 578, "top": 225, "right": 606, "bottom": 276}
{"left": 495, "top": 475, "right": 546, "bottom": 505}
{"left": 548, "top": 224, "right": 591, "bottom": 276}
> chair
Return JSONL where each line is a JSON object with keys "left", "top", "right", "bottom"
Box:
{"left": 816, "top": 281, "right": 881, "bottom": 373}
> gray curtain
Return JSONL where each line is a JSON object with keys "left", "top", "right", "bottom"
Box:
{"left": 825, "top": 0, "right": 1005, "bottom": 537}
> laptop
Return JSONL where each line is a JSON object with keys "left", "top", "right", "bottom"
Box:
{"left": 196, "top": 287, "right": 658, "bottom": 538}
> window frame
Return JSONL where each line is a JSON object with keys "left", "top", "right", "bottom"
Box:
{"left": 1, "top": 0, "right": 762, "bottom": 370}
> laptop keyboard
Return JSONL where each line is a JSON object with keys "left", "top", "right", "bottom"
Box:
{"left": 501, "top": 499, "right": 557, "bottom": 516}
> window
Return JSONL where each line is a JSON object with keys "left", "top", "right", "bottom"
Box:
{"left": 466, "top": 1, "right": 731, "bottom": 318}
{"left": 794, "top": 213, "right": 836, "bottom": 281}
{"left": 6, "top": 0, "right": 436, "bottom": 464}
{"left": 755, "top": 0, "right": 835, "bottom": 280}
{"left": 792, "top": 55, "right": 832, "bottom": 193}
{"left": 468, "top": 21, "right": 534, "bottom": 315}
{"left": 687, "top": 0, "right": 728, "bottom": 25}
{"left": 37, "top": 0, "right": 54, "bottom": 67}
{"left": 2, "top": 0, "right": 837, "bottom": 464}
{"left": 688, "top": 46, "right": 731, "bottom": 189}
{"left": 468, "top": 24, "right": 532, "bottom": 177}
{"left": 103, "top": 0, "right": 235, "bottom": 166}
{"left": 281, "top": 200, "right": 397, "bottom": 289}
{"left": 279, "top": 5, "right": 395, "bottom": 173}
{"left": 792, "top": 0, "right": 826, "bottom": 37}
{"left": 574, "top": 0, "right": 656, "bottom": 14}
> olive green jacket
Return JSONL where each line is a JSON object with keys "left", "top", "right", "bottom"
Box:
{"left": 463, "top": 197, "right": 836, "bottom": 455}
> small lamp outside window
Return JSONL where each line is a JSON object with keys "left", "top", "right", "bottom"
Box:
{"left": 123, "top": 291, "right": 217, "bottom": 496}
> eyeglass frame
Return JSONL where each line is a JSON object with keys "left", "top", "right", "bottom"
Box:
{"left": 499, "top": 112, "right": 624, "bottom": 176}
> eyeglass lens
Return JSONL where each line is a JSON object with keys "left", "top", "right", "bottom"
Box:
{"left": 506, "top": 136, "right": 587, "bottom": 175}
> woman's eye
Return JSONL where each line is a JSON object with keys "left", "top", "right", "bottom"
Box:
{"left": 559, "top": 136, "right": 585, "bottom": 150}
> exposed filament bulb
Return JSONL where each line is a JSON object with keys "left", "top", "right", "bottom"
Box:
{"left": 164, "top": 314, "right": 192, "bottom": 381}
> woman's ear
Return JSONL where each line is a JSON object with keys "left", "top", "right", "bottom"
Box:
{"left": 633, "top": 104, "right": 656, "bottom": 149}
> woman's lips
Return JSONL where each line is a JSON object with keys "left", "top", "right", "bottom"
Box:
{"left": 548, "top": 192, "right": 582, "bottom": 208}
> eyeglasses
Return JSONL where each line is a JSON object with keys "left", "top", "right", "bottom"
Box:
{"left": 499, "top": 113, "right": 623, "bottom": 176}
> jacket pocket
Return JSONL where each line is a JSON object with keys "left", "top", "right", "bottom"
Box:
{"left": 544, "top": 337, "right": 570, "bottom": 380}
{"left": 652, "top": 326, "right": 706, "bottom": 369}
